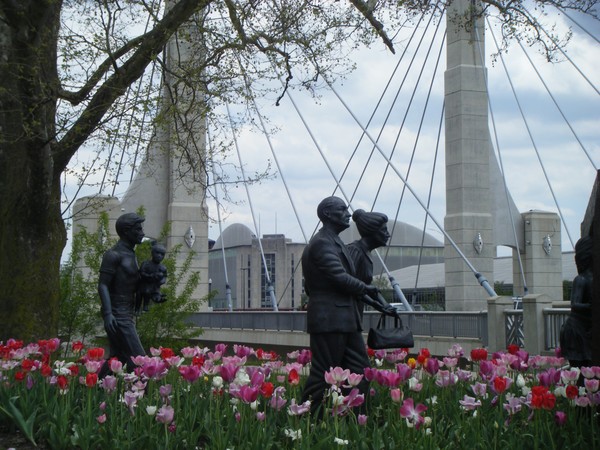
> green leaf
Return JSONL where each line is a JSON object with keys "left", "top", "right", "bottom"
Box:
{"left": 0, "top": 396, "right": 37, "bottom": 446}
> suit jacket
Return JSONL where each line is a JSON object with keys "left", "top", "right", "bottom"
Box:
{"left": 302, "top": 227, "right": 367, "bottom": 333}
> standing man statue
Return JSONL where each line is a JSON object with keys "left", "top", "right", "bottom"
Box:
{"left": 300, "top": 196, "right": 379, "bottom": 416}
{"left": 560, "top": 235, "right": 593, "bottom": 369}
{"left": 98, "top": 212, "right": 146, "bottom": 376}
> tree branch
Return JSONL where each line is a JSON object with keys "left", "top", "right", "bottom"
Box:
{"left": 348, "top": 0, "right": 396, "bottom": 54}
{"left": 53, "top": 0, "right": 209, "bottom": 171}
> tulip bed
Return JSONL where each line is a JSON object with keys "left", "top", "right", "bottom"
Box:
{"left": 0, "top": 338, "right": 598, "bottom": 449}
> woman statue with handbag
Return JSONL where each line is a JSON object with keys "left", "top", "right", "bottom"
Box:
{"left": 348, "top": 210, "right": 413, "bottom": 350}
{"left": 347, "top": 209, "right": 396, "bottom": 316}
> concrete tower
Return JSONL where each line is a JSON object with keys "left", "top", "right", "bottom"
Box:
{"left": 444, "top": 0, "right": 495, "bottom": 310}
{"left": 444, "top": 0, "right": 562, "bottom": 309}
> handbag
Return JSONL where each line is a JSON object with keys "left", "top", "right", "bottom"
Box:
{"left": 367, "top": 314, "right": 414, "bottom": 349}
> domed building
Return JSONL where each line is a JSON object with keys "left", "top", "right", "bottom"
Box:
{"left": 208, "top": 221, "right": 443, "bottom": 311}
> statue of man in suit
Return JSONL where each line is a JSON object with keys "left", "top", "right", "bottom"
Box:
{"left": 300, "top": 196, "right": 379, "bottom": 416}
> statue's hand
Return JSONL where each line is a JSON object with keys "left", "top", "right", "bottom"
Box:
{"left": 382, "top": 304, "right": 399, "bottom": 318}
{"left": 103, "top": 313, "right": 118, "bottom": 335}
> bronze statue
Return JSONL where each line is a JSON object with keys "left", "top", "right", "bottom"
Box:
{"left": 137, "top": 241, "right": 168, "bottom": 314}
{"left": 300, "top": 197, "right": 379, "bottom": 416}
{"left": 560, "top": 236, "right": 593, "bottom": 368}
{"left": 98, "top": 212, "right": 146, "bottom": 376}
{"left": 347, "top": 209, "right": 397, "bottom": 317}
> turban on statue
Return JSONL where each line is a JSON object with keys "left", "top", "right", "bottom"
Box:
{"left": 352, "top": 209, "right": 388, "bottom": 237}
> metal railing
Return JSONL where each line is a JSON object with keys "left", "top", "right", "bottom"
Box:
{"left": 188, "top": 310, "right": 488, "bottom": 345}
{"left": 544, "top": 308, "right": 569, "bottom": 351}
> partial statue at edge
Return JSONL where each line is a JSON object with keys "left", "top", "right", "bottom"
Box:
{"left": 98, "top": 212, "right": 146, "bottom": 377}
{"left": 559, "top": 235, "right": 593, "bottom": 368}
{"left": 137, "top": 241, "right": 168, "bottom": 314}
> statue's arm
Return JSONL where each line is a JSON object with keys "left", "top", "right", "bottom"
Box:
{"left": 311, "top": 238, "right": 371, "bottom": 295}
{"left": 570, "top": 274, "right": 592, "bottom": 305}
{"left": 98, "top": 251, "right": 119, "bottom": 334}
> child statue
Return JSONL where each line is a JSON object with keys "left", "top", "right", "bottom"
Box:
{"left": 137, "top": 241, "right": 168, "bottom": 314}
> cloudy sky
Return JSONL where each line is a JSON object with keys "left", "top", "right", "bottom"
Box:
{"left": 203, "top": 9, "right": 599, "bottom": 256}
{"left": 63, "top": 7, "right": 599, "bottom": 262}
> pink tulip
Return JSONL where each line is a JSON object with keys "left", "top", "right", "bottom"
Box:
{"left": 471, "top": 382, "right": 487, "bottom": 398}
{"left": 395, "top": 363, "right": 412, "bottom": 382}
{"left": 346, "top": 372, "right": 364, "bottom": 387}
{"left": 424, "top": 358, "right": 440, "bottom": 376}
{"left": 399, "top": 398, "right": 428, "bottom": 429}
{"left": 239, "top": 385, "right": 260, "bottom": 403}
{"left": 156, "top": 405, "right": 175, "bottom": 424}
{"left": 178, "top": 365, "right": 201, "bottom": 383}
{"left": 215, "top": 343, "right": 228, "bottom": 354}
{"left": 234, "top": 345, "right": 254, "bottom": 358}
{"left": 390, "top": 388, "right": 403, "bottom": 403}
{"left": 584, "top": 378, "right": 599, "bottom": 393}
{"left": 269, "top": 386, "right": 287, "bottom": 411}
{"left": 287, "top": 399, "right": 311, "bottom": 416}
{"left": 109, "top": 358, "right": 123, "bottom": 374}
{"left": 459, "top": 395, "right": 482, "bottom": 411}
{"left": 357, "top": 414, "right": 368, "bottom": 426}
{"left": 554, "top": 411, "right": 567, "bottom": 426}
{"left": 219, "top": 363, "right": 240, "bottom": 382}
{"left": 325, "top": 367, "right": 349, "bottom": 386}
{"left": 101, "top": 375, "right": 118, "bottom": 393}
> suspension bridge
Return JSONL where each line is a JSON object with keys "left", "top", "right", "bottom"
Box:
{"left": 70, "top": 1, "right": 599, "bottom": 354}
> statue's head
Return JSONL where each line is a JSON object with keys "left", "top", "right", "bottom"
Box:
{"left": 352, "top": 209, "right": 388, "bottom": 237}
{"left": 317, "top": 196, "right": 351, "bottom": 232}
{"left": 151, "top": 241, "right": 166, "bottom": 262}
{"left": 574, "top": 235, "right": 593, "bottom": 274}
{"left": 115, "top": 212, "right": 145, "bottom": 243}
{"left": 352, "top": 209, "right": 390, "bottom": 248}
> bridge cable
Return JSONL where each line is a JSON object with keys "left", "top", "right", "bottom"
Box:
{"left": 214, "top": 9, "right": 309, "bottom": 308}
{"left": 515, "top": 39, "right": 598, "bottom": 172}
{"left": 323, "top": 79, "right": 498, "bottom": 298}
{"left": 487, "top": 19, "right": 576, "bottom": 250}
{"left": 334, "top": 10, "right": 432, "bottom": 205}
{"left": 371, "top": 14, "right": 444, "bottom": 209}
{"left": 207, "top": 126, "right": 234, "bottom": 311}
{"left": 129, "top": 60, "right": 160, "bottom": 184}
{"left": 413, "top": 102, "right": 445, "bottom": 303}
{"left": 527, "top": 7, "right": 600, "bottom": 96}
{"left": 556, "top": 7, "right": 600, "bottom": 45}
{"left": 377, "top": 30, "right": 447, "bottom": 301}
{"left": 375, "top": 21, "right": 445, "bottom": 277}
{"left": 102, "top": 0, "right": 161, "bottom": 195}
{"left": 224, "top": 102, "right": 279, "bottom": 311}
{"left": 278, "top": 80, "right": 414, "bottom": 309}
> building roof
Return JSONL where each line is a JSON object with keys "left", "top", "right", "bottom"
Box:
{"left": 212, "top": 223, "right": 255, "bottom": 249}
{"left": 340, "top": 220, "right": 443, "bottom": 246}
{"left": 213, "top": 220, "right": 443, "bottom": 250}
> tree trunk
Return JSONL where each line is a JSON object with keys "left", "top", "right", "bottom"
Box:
{"left": 0, "top": 1, "right": 65, "bottom": 342}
